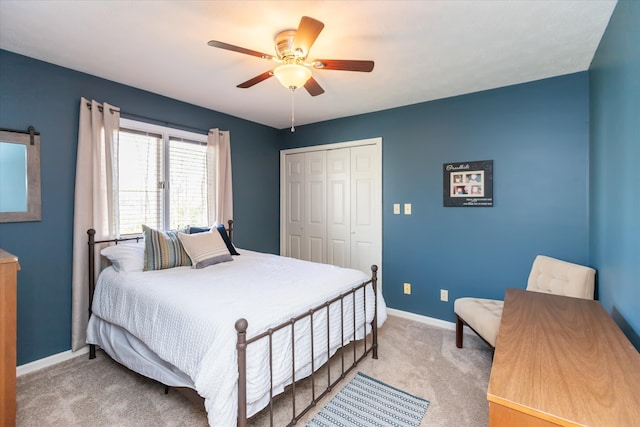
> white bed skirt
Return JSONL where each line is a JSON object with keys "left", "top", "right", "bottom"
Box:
{"left": 86, "top": 315, "right": 195, "bottom": 389}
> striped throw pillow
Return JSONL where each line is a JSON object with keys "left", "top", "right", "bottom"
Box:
{"left": 177, "top": 229, "right": 233, "bottom": 269}
{"left": 142, "top": 225, "right": 192, "bottom": 271}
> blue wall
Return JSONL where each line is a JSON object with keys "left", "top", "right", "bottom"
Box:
{"left": 4, "top": 3, "right": 638, "bottom": 365}
{"left": 0, "top": 50, "right": 281, "bottom": 365}
{"left": 589, "top": 0, "right": 640, "bottom": 349}
{"left": 280, "top": 73, "right": 591, "bottom": 322}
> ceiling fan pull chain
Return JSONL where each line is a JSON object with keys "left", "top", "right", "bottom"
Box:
{"left": 290, "top": 87, "right": 296, "bottom": 132}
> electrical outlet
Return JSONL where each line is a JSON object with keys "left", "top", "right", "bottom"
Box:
{"left": 404, "top": 203, "right": 412, "bottom": 215}
{"left": 440, "top": 289, "right": 449, "bottom": 302}
{"left": 404, "top": 282, "right": 411, "bottom": 295}
{"left": 393, "top": 203, "right": 400, "bottom": 215}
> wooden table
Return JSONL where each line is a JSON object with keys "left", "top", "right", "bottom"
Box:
{"left": 487, "top": 288, "right": 640, "bottom": 427}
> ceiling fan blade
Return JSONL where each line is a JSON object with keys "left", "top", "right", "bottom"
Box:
{"left": 313, "top": 59, "right": 374, "bottom": 72}
{"left": 293, "top": 16, "right": 324, "bottom": 57}
{"left": 208, "top": 40, "right": 273, "bottom": 60}
{"left": 304, "top": 77, "right": 325, "bottom": 96}
{"left": 237, "top": 70, "right": 273, "bottom": 88}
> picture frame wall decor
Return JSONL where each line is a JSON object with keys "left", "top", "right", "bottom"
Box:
{"left": 443, "top": 160, "right": 493, "bottom": 207}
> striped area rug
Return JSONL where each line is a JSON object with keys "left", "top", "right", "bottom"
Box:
{"left": 307, "top": 372, "right": 429, "bottom": 427}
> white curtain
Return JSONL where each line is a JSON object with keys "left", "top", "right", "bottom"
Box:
{"left": 206, "top": 129, "right": 233, "bottom": 225}
{"left": 71, "top": 98, "right": 120, "bottom": 351}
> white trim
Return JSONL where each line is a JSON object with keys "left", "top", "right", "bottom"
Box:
{"left": 17, "top": 346, "right": 89, "bottom": 377}
{"left": 387, "top": 308, "right": 476, "bottom": 335}
{"left": 119, "top": 118, "right": 208, "bottom": 141}
{"left": 280, "top": 137, "right": 382, "bottom": 156}
{"left": 387, "top": 308, "right": 456, "bottom": 330}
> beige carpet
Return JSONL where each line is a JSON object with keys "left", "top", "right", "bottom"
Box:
{"left": 17, "top": 315, "right": 493, "bottom": 426}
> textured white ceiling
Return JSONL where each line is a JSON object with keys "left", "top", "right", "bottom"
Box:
{"left": 0, "top": 0, "right": 616, "bottom": 129}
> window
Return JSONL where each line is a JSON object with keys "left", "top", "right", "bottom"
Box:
{"left": 118, "top": 119, "right": 209, "bottom": 235}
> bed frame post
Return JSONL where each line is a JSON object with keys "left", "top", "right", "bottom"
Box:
{"left": 371, "top": 265, "right": 378, "bottom": 360}
{"left": 236, "top": 318, "right": 248, "bottom": 427}
{"left": 88, "top": 229, "right": 96, "bottom": 360}
{"left": 227, "top": 219, "right": 234, "bottom": 242}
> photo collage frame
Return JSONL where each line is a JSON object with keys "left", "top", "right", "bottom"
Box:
{"left": 443, "top": 160, "right": 493, "bottom": 207}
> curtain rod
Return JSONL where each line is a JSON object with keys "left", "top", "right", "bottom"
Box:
{"left": 86, "top": 102, "right": 215, "bottom": 135}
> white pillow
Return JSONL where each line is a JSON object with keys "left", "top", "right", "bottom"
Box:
{"left": 177, "top": 229, "right": 232, "bottom": 269}
{"left": 100, "top": 242, "right": 145, "bottom": 272}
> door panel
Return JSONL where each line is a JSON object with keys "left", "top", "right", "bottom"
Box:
{"left": 352, "top": 240, "right": 374, "bottom": 277}
{"left": 327, "top": 148, "right": 351, "bottom": 267}
{"left": 288, "top": 235, "right": 302, "bottom": 259}
{"left": 308, "top": 236, "right": 325, "bottom": 264}
{"left": 328, "top": 239, "right": 348, "bottom": 268}
{"left": 285, "top": 153, "right": 304, "bottom": 258}
{"left": 355, "top": 180, "right": 372, "bottom": 226}
{"left": 350, "top": 145, "right": 380, "bottom": 276}
{"left": 304, "top": 151, "right": 326, "bottom": 262}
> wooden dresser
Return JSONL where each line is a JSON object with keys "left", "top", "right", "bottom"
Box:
{"left": 488, "top": 288, "right": 640, "bottom": 427}
{"left": 0, "top": 249, "right": 19, "bottom": 427}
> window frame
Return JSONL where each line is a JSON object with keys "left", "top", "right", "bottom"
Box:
{"left": 118, "top": 118, "right": 208, "bottom": 233}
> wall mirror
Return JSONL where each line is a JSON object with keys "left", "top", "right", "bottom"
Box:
{"left": 0, "top": 127, "right": 41, "bottom": 222}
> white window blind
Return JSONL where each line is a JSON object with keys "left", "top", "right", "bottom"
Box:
{"left": 118, "top": 129, "right": 163, "bottom": 235}
{"left": 168, "top": 137, "right": 208, "bottom": 230}
{"left": 117, "top": 119, "right": 209, "bottom": 235}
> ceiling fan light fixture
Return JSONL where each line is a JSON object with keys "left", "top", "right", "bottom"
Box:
{"left": 273, "top": 63, "right": 312, "bottom": 89}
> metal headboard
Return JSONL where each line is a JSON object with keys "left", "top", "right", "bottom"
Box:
{"left": 86, "top": 219, "right": 234, "bottom": 359}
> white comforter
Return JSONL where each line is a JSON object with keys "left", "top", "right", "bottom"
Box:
{"left": 90, "top": 249, "right": 386, "bottom": 426}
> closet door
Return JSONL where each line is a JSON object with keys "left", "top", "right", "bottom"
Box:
{"left": 304, "top": 151, "right": 327, "bottom": 263}
{"left": 350, "top": 144, "right": 380, "bottom": 275}
{"left": 326, "top": 148, "right": 351, "bottom": 268}
{"left": 284, "top": 153, "right": 305, "bottom": 259}
{"left": 281, "top": 137, "right": 381, "bottom": 277}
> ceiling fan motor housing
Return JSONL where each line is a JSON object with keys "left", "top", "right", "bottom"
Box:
{"left": 275, "top": 29, "right": 305, "bottom": 62}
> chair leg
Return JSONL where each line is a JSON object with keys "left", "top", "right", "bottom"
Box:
{"left": 456, "top": 315, "right": 463, "bottom": 348}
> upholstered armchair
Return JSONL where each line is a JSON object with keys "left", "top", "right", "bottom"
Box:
{"left": 454, "top": 255, "right": 596, "bottom": 349}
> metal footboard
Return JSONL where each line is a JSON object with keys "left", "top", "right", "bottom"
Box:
{"left": 236, "top": 265, "right": 378, "bottom": 427}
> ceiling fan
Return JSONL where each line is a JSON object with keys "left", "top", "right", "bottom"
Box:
{"left": 207, "top": 16, "right": 374, "bottom": 96}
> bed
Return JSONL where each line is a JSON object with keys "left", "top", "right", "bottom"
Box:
{"left": 85, "top": 221, "right": 386, "bottom": 426}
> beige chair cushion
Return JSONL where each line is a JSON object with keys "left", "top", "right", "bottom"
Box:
{"left": 454, "top": 298, "right": 503, "bottom": 347}
{"left": 526, "top": 255, "right": 595, "bottom": 299}
{"left": 455, "top": 255, "right": 595, "bottom": 348}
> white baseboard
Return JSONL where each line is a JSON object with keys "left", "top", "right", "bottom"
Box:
{"left": 387, "top": 308, "right": 456, "bottom": 330}
{"left": 387, "top": 308, "right": 475, "bottom": 335}
{"left": 17, "top": 346, "right": 89, "bottom": 377}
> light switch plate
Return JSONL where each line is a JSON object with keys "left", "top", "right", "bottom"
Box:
{"left": 404, "top": 203, "right": 412, "bottom": 215}
{"left": 393, "top": 203, "right": 400, "bottom": 215}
